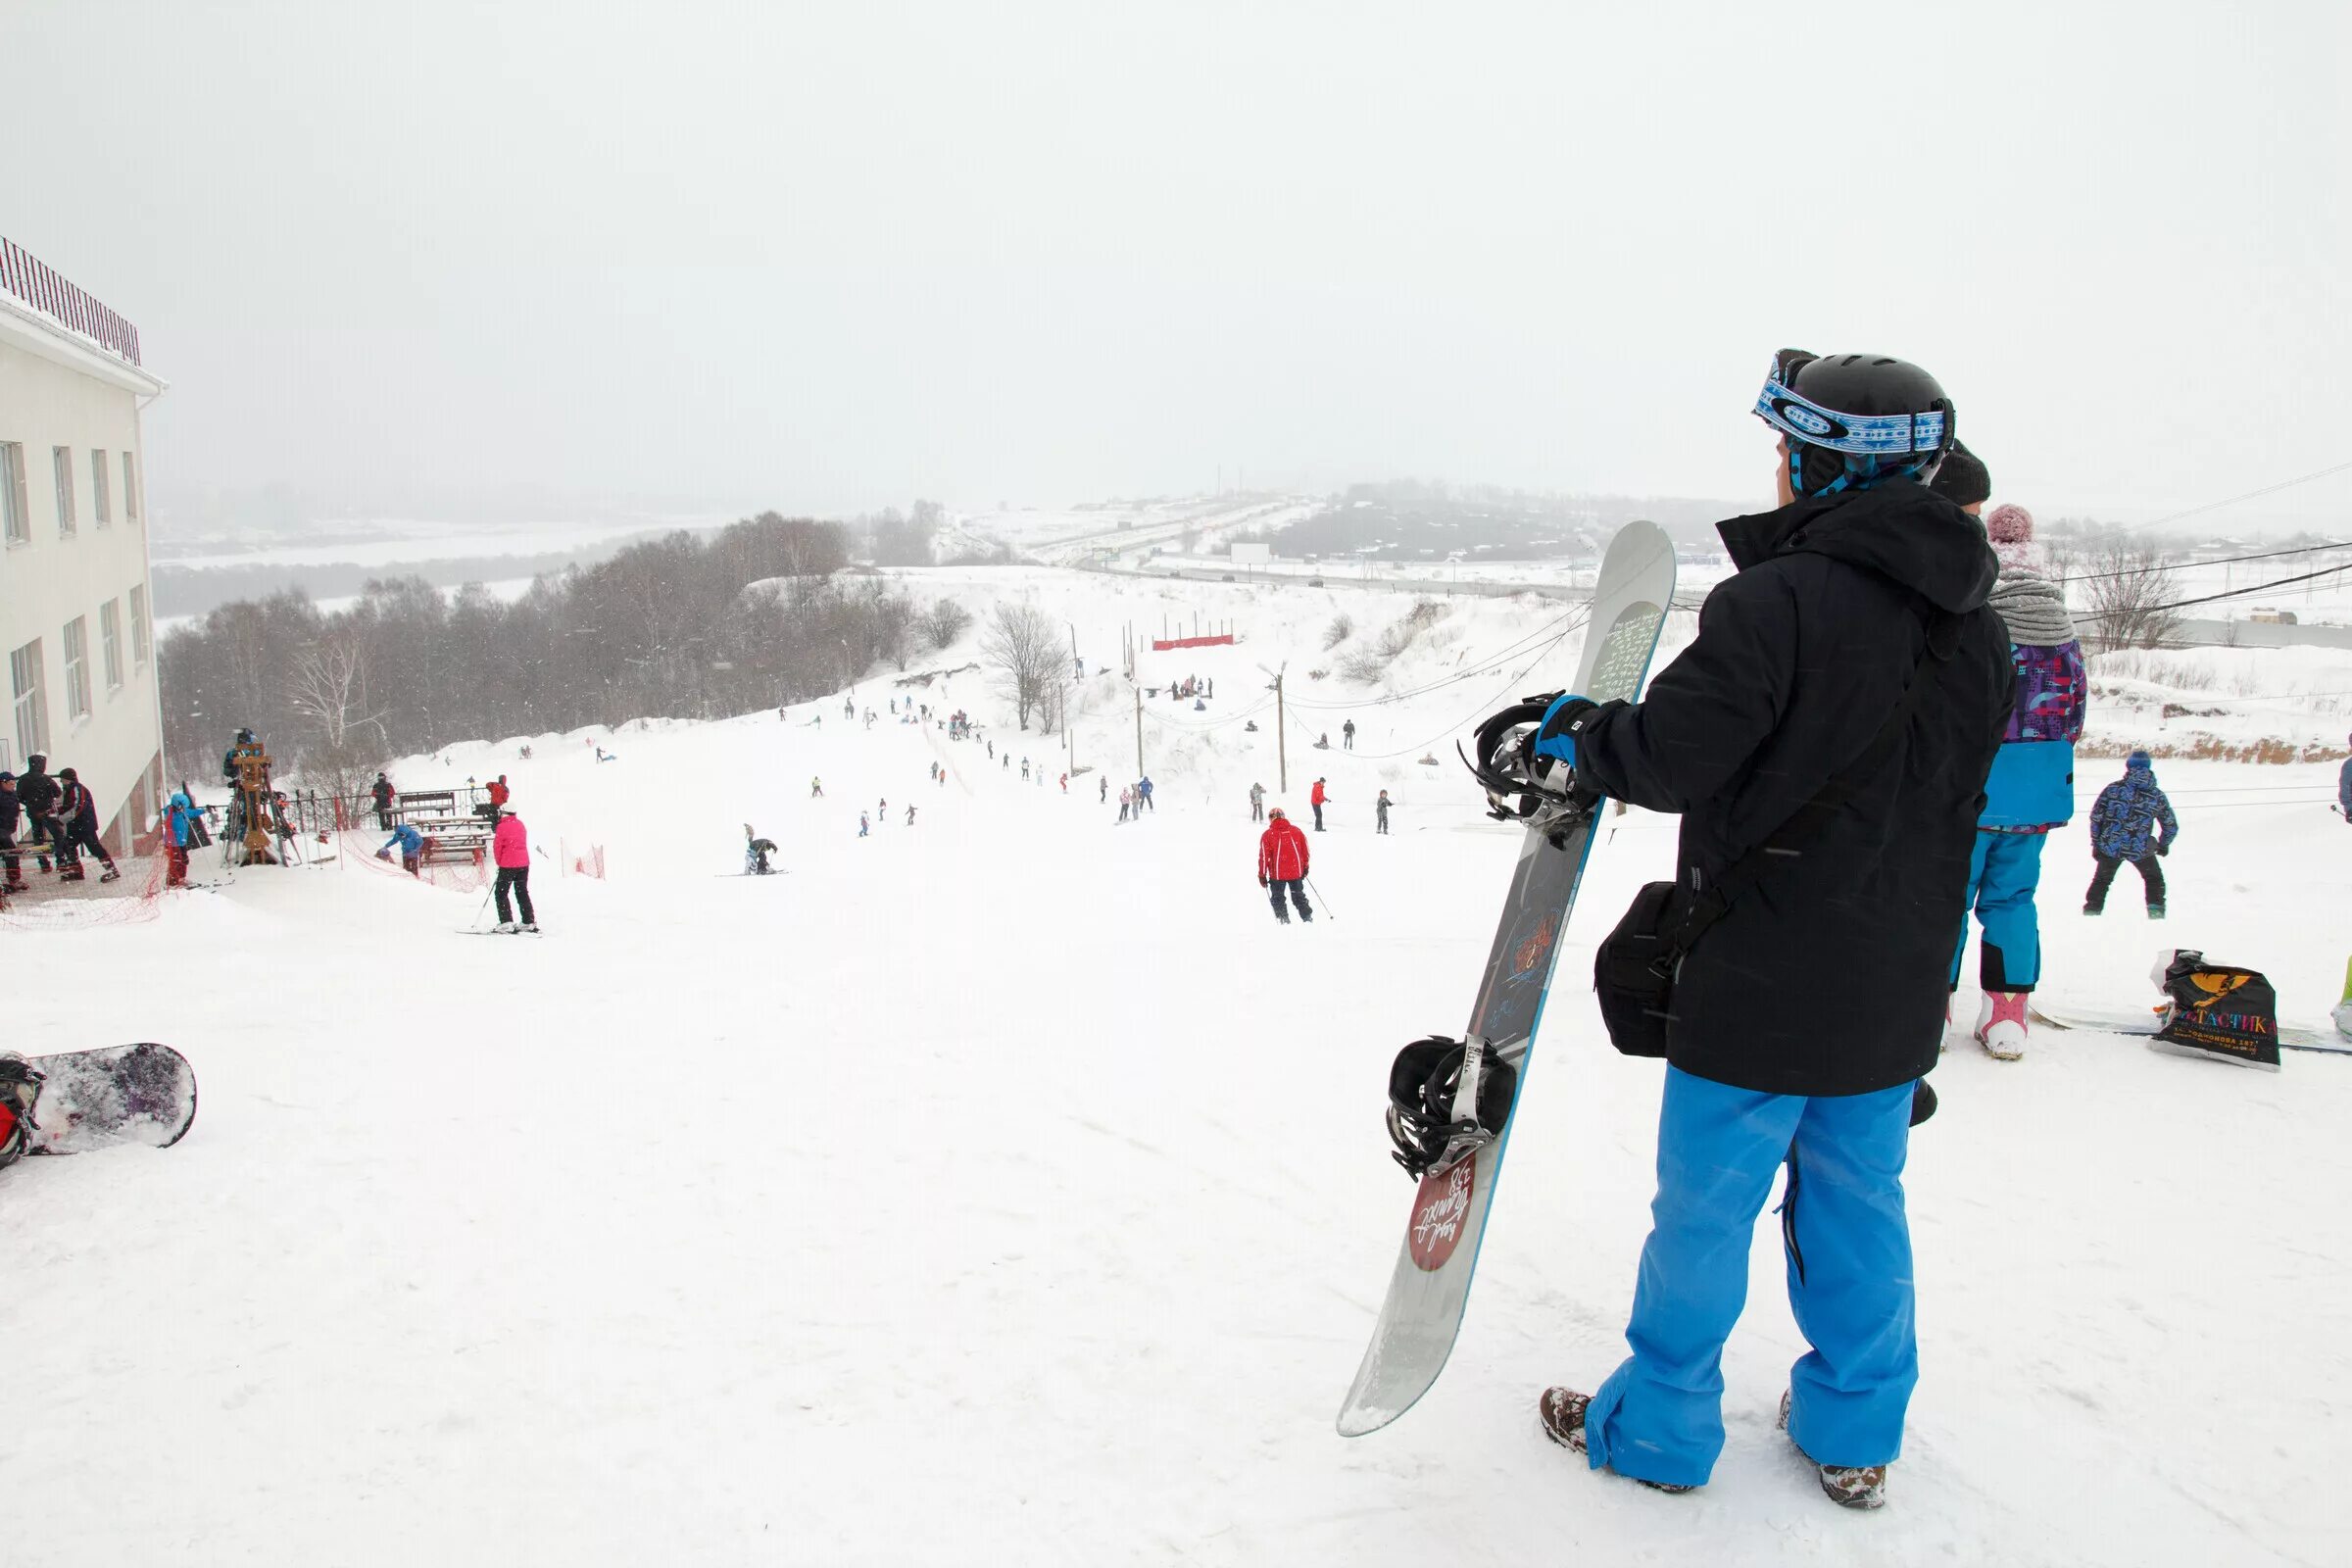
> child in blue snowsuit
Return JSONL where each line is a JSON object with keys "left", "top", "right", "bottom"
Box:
{"left": 378, "top": 822, "right": 424, "bottom": 876}
{"left": 1949, "top": 504, "right": 2085, "bottom": 1056}
{"left": 2083, "top": 753, "right": 2176, "bottom": 915}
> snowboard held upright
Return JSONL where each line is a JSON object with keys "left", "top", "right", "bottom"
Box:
{"left": 1337, "top": 520, "right": 1676, "bottom": 1437}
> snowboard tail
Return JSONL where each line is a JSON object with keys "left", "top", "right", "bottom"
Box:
{"left": 2031, "top": 1004, "right": 2347, "bottom": 1056}
{"left": 1338, "top": 521, "right": 1677, "bottom": 1437}
{"left": 25, "top": 1044, "right": 199, "bottom": 1155}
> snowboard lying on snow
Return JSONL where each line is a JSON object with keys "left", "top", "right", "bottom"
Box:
{"left": 24, "top": 1044, "right": 200, "bottom": 1155}
{"left": 2030, "top": 1004, "right": 2349, "bottom": 1056}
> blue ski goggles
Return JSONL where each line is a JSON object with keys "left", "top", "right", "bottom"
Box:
{"left": 1754, "top": 362, "right": 1947, "bottom": 457}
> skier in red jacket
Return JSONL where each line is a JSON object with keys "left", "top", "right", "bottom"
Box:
{"left": 1309, "top": 777, "right": 1329, "bottom": 831}
{"left": 1256, "top": 807, "right": 1313, "bottom": 924}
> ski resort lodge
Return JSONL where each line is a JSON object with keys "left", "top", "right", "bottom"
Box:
{"left": 0, "top": 236, "right": 167, "bottom": 856}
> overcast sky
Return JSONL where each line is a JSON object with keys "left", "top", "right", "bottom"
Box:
{"left": 4, "top": 1, "right": 2344, "bottom": 532}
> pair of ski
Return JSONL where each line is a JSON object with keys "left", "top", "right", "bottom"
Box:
{"left": 1338, "top": 521, "right": 1677, "bottom": 1437}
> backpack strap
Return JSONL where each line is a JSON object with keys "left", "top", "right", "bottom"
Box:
{"left": 1659, "top": 603, "right": 1960, "bottom": 962}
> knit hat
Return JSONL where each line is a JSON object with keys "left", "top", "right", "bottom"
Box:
{"left": 1931, "top": 439, "right": 1990, "bottom": 508}
{"left": 2127, "top": 750, "right": 2152, "bottom": 770}
{"left": 1986, "top": 503, "right": 2034, "bottom": 545}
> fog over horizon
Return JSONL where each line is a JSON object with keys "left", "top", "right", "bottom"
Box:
{"left": 5, "top": 1, "right": 2345, "bottom": 538}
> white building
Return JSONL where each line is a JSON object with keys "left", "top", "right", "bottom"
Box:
{"left": 0, "top": 237, "right": 167, "bottom": 855}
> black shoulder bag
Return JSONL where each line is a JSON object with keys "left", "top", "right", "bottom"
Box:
{"left": 1592, "top": 609, "right": 1958, "bottom": 1058}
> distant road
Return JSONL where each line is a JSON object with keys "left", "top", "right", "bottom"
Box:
{"left": 1089, "top": 558, "right": 1711, "bottom": 612}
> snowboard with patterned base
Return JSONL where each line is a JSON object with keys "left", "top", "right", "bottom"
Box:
{"left": 24, "top": 1043, "right": 199, "bottom": 1155}
{"left": 1337, "top": 520, "right": 1677, "bottom": 1437}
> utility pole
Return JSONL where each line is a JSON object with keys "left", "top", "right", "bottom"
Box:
{"left": 1134, "top": 684, "right": 1145, "bottom": 777}
{"left": 1274, "top": 667, "right": 1288, "bottom": 794}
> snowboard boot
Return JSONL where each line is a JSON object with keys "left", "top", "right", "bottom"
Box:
{"left": 1975, "top": 991, "right": 2028, "bottom": 1060}
{"left": 98, "top": 865, "right": 122, "bottom": 884}
{"left": 1538, "top": 1389, "right": 1696, "bottom": 1494}
{"left": 1779, "top": 1390, "right": 1887, "bottom": 1509}
{"left": 58, "top": 865, "right": 85, "bottom": 882}
{"left": 2147, "top": 904, "right": 2166, "bottom": 920}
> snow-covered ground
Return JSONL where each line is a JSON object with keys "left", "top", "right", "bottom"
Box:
{"left": 12, "top": 564, "right": 2351, "bottom": 1566}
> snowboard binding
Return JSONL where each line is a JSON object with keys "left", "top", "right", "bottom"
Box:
{"left": 1459, "top": 695, "right": 1595, "bottom": 844}
{"left": 1386, "top": 1035, "right": 1518, "bottom": 1179}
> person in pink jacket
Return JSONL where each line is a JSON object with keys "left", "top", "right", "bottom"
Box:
{"left": 491, "top": 808, "right": 537, "bottom": 932}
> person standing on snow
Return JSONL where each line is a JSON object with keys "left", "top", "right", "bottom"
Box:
{"left": 1255, "top": 806, "right": 1312, "bottom": 923}
{"left": 16, "top": 755, "right": 60, "bottom": 870}
{"left": 2083, "top": 752, "right": 2176, "bottom": 917}
{"left": 858, "top": 812, "right": 870, "bottom": 838}
{"left": 1117, "top": 786, "right": 1131, "bottom": 823}
{"left": 1250, "top": 781, "right": 1265, "bottom": 822}
{"left": 163, "top": 790, "right": 205, "bottom": 888}
{"left": 0, "top": 772, "right": 25, "bottom": 892}
{"left": 1100, "top": 776, "right": 1108, "bottom": 804}
{"left": 1343, "top": 718, "right": 1356, "bottom": 750}
{"left": 1947, "top": 497, "right": 2085, "bottom": 1059}
{"left": 371, "top": 771, "right": 397, "bottom": 829}
{"left": 53, "top": 768, "right": 121, "bottom": 882}
{"left": 2338, "top": 732, "right": 2351, "bottom": 821}
{"left": 1138, "top": 774, "right": 1153, "bottom": 812}
{"left": 810, "top": 777, "right": 824, "bottom": 798}
{"left": 905, "top": 804, "right": 916, "bottom": 826}
{"left": 490, "top": 809, "right": 536, "bottom": 932}
{"left": 1308, "top": 777, "right": 1329, "bottom": 831}
{"left": 378, "top": 821, "right": 425, "bottom": 875}
{"left": 1375, "top": 790, "right": 1393, "bottom": 835}
{"left": 1529, "top": 350, "right": 2010, "bottom": 1509}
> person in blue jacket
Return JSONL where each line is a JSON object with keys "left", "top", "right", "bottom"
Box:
{"left": 2083, "top": 752, "right": 2176, "bottom": 917}
{"left": 378, "top": 822, "right": 425, "bottom": 876}
{"left": 163, "top": 790, "right": 205, "bottom": 888}
{"left": 2338, "top": 732, "right": 2350, "bottom": 820}
{"left": 1949, "top": 502, "right": 2085, "bottom": 1059}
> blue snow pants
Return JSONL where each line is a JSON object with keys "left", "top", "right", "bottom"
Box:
{"left": 1948, "top": 830, "right": 2047, "bottom": 992}
{"left": 1582, "top": 1067, "right": 1918, "bottom": 1489}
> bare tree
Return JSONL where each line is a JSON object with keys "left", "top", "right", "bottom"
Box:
{"left": 286, "top": 628, "right": 386, "bottom": 798}
{"left": 982, "top": 602, "right": 1061, "bottom": 729}
{"left": 919, "top": 597, "right": 975, "bottom": 650}
{"left": 2076, "top": 541, "right": 2182, "bottom": 651}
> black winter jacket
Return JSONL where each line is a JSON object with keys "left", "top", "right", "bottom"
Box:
{"left": 17, "top": 766, "right": 58, "bottom": 818}
{"left": 1574, "top": 482, "right": 2014, "bottom": 1097}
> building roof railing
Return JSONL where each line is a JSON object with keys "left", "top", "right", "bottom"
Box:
{"left": 0, "top": 236, "right": 142, "bottom": 367}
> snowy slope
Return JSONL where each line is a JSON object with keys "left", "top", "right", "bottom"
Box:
{"left": 10, "top": 568, "right": 2351, "bottom": 1567}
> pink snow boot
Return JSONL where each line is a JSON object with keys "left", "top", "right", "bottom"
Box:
{"left": 1975, "top": 991, "right": 2029, "bottom": 1060}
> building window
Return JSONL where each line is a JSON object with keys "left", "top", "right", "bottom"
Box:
{"left": 92, "top": 450, "right": 111, "bottom": 526}
{"left": 63, "top": 615, "right": 91, "bottom": 721}
{"left": 10, "top": 639, "right": 47, "bottom": 760}
{"left": 53, "top": 446, "right": 74, "bottom": 536}
{"left": 1, "top": 442, "right": 27, "bottom": 546}
{"left": 130, "top": 584, "right": 150, "bottom": 664}
{"left": 123, "top": 451, "right": 138, "bottom": 521}
{"left": 100, "top": 599, "right": 124, "bottom": 692}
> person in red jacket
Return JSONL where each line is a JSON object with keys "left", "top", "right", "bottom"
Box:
{"left": 1309, "top": 777, "right": 1329, "bottom": 831}
{"left": 1256, "top": 806, "right": 1313, "bottom": 924}
{"left": 490, "top": 808, "right": 536, "bottom": 932}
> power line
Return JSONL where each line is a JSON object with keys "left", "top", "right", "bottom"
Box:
{"left": 2148, "top": 560, "right": 2352, "bottom": 612}
{"left": 2121, "top": 458, "right": 2352, "bottom": 534}
{"left": 2049, "top": 538, "right": 2352, "bottom": 586}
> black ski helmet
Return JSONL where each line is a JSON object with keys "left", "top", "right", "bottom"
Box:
{"left": 1755, "top": 350, "right": 1955, "bottom": 500}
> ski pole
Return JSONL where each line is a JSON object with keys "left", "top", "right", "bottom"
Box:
{"left": 1307, "top": 876, "right": 1336, "bottom": 920}
{"left": 471, "top": 887, "right": 494, "bottom": 929}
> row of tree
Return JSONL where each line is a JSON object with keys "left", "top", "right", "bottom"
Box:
{"left": 158, "top": 514, "right": 976, "bottom": 796}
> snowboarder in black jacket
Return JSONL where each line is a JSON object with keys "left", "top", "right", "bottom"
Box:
{"left": 1529, "top": 351, "right": 2012, "bottom": 1509}
{"left": 53, "top": 767, "right": 121, "bottom": 882}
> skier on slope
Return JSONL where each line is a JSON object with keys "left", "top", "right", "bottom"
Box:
{"left": 1256, "top": 806, "right": 1312, "bottom": 923}
{"left": 1250, "top": 781, "right": 1265, "bottom": 822}
{"left": 858, "top": 812, "right": 870, "bottom": 838}
{"left": 2082, "top": 752, "right": 2176, "bottom": 917}
{"left": 490, "top": 809, "right": 536, "bottom": 933}
{"left": 1945, "top": 494, "right": 2085, "bottom": 1059}
{"left": 1375, "top": 790, "right": 1393, "bottom": 835}
{"left": 1308, "top": 777, "right": 1328, "bottom": 831}
{"left": 1343, "top": 718, "right": 1356, "bottom": 750}
{"left": 1137, "top": 774, "right": 1153, "bottom": 812}
{"left": 905, "top": 804, "right": 916, "bottom": 827}
{"left": 1526, "top": 351, "right": 2011, "bottom": 1508}
{"left": 1100, "top": 776, "right": 1108, "bottom": 804}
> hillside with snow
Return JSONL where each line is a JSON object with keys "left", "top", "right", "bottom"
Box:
{"left": 10, "top": 556, "right": 2351, "bottom": 1566}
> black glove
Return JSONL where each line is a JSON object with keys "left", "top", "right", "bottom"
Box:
{"left": 2156, "top": 841, "right": 2171, "bottom": 857}
{"left": 1257, "top": 874, "right": 1268, "bottom": 887}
